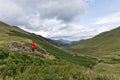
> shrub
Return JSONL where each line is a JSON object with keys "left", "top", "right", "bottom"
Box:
{"left": 0, "top": 48, "right": 9, "bottom": 59}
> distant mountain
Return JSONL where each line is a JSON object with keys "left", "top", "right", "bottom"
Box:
{"left": 37, "top": 35, "right": 69, "bottom": 46}
{"left": 58, "top": 39, "right": 72, "bottom": 44}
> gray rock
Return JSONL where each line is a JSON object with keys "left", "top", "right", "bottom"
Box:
{"left": 6, "top": 42, "right": 47, "bottom": 54}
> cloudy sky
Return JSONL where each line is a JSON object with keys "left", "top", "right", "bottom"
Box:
{"left": 0, "top": 0, "right": 120, "bottom": 41}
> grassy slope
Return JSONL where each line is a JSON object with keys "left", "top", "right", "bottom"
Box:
{"left": 0, "top": 21, "right": 97, "bottom": 67}
{"left": 66, "top": 26, "right": 120, "bottom": 76}
{"left": 0, "top": 22, "right": 120, "bottom": 79}
{"left": 66, "top": 26, "right": 120, "bottom": 57}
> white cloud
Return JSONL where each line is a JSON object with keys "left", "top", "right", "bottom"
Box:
{"left": 85, "top": 0, "right": 96, "bottom": 5}
{"left": 1, "top": 0, "right": 118, "bottom": 41}
{"left": 9, "top": 0, "right": 87, "bottom": 22}
{"left": 94, "top": 12, "right": 120, "bottom": 25}
{"left": 0, "top": 0, "right": 25, "bottom": 25}
{"left": 0, "top": 0, "right": 91, "bottom": 41}
{"left": 23, "top": 22, "right": 111, "bottom": 41}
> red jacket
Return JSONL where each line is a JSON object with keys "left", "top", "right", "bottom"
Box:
{"left": 31, "top": 41, "right": 35, "bottom": 48}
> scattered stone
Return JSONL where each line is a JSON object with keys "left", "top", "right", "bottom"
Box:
{"left": 6, "top": 42, "right": 31, "bottom": 52}
{"left": 5, "top": 42, "right": 56, "bottom": 60}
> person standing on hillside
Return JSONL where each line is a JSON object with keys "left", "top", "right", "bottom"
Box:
{"left": 31, "top": 41, "right": 35, "bottom": 52}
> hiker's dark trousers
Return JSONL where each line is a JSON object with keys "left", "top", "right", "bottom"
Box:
{"left": 32, "top": 48, "right": 34, "bottom": 52}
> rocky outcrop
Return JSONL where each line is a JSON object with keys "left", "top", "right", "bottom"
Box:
{"left": 6, "top": 42, "right": 31, "bottom": 52}
{"left": 6, "top": 42, "right": 46, "bottom": 53}
{"left": 5, "top": 42, "right": 56, "bottom": 59}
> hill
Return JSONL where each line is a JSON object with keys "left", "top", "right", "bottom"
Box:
{"left": 58, "top": 39, "right": 71, "bottom": 44}
{"left": 0, "top": 21, "right": 105, "bottom": 80}
{"left": 66, "top": 26, "right": 120, "bottom": 64}
{"left": 0, "top": 21, "right": 120, "bottom": 80}
{"left": 64, "top": 26, "right": 120, "bottom": 79}
{"left": 0, "top": 21, "right": 98, "bottom": 66}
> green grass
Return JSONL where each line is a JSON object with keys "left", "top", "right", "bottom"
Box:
{"left": 0, "top": 21, "right": 105, "bottom": 80}
{"left": 0, "top": 47, "right": 113, "bottom": 80}
{"left": 0, "top": 65, "right": 120, "bottom": 80}
{"left": 1, "top": 21, "right": 120, "bottom": 79}
{"left": 65, "top": 26, "right": 120, "bottom": 78}
{"left": 0, "top": 46, "right": 117, "bottom": 80}
{"left": 0, "top": 48, "right": 69, "bottom": 66}
{"left": 5, "top": 29, "right": 98, "bottom": 67}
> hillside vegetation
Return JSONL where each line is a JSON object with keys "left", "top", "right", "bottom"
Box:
{"left": 0, "top": 21, "right": 120, "bottom": 79}
{"left": 65, "top": 26, "right": 120, "bottom": 78}
{"left": 66, "top": 26, "right": 120, "bottom": 57}
{"left": 0, "top": 21, "right": 102, "bottom": 80}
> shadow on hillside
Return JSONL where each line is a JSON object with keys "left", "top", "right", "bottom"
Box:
{"left": 7, "top": 30, "right": 31, "bottom": 39}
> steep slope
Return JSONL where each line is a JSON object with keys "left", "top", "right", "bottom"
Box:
{"left": 0, "top": 21, "right": 97, "bottom": 67}
{"left": 66, "top": 26, "right": 120, "bottom": 58}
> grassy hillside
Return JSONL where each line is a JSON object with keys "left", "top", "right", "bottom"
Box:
{"left": 41, "top": 26, "right": 120, "bottom": 79}
{"left": 1, "top": 21, "right": 120, "bottom": 80}
{"left": 0, "top": 49, "right": 120, "bottom": 80}
{"left": 0, "top": 21, "right": 98, "bottom": 66}
{"left": 66, "top": 26, "right": 120, "bottom": 57}
{"left": 0, "top": 21, "right": 103, "bottom": 79}
{"left": 65, "top": 26, "right": 120, "bottom": 77}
